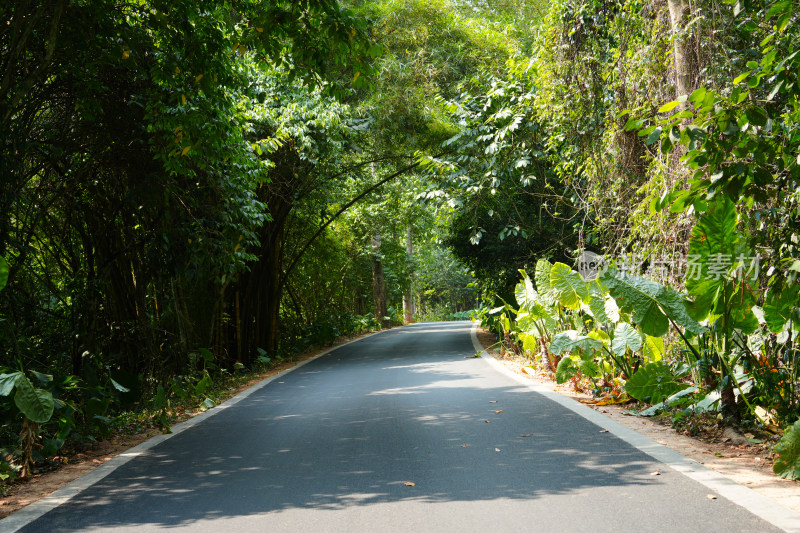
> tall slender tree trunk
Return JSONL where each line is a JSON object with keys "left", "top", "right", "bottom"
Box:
{"left": 371, "top": 233, "right": 389, "bottom": 327}
{"left": 402, "top": 225, "right": 415, "bottom": 323}
{"left": 667, "top": 0, "right": 696, "bottom": 99}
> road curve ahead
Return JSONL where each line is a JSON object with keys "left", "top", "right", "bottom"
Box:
{"left": 6, "top": 322, "right": 791, "bottom": 532}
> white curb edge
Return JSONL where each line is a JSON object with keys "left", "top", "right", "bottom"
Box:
{"left": 0, "top": 329, "right": 387, "bottom": 532}
{"left": 469, "top": 321, "right": 800, "bottom": 533}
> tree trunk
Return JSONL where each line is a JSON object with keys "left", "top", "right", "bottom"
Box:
{"left": 371, "top": 233, "right": 389, "bottom": 327}
{"left": 234, "top": 209, "right": 287, "bottom": 366}
{"left": 667, "top": 0, "right": 696, "bottom": 100}
{"left": 402, "top": 225, "right": 415, "bottom": 323}
{"left": 228, "top": 148, "right": 309, "bottom": 365}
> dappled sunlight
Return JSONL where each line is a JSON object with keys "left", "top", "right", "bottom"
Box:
{"left": 368, "top": 377, "right": 494, "bottom": 395}
{"left": 17, "top": 322, "right": 771, "bottom": 532}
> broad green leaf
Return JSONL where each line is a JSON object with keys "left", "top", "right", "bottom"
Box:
{"left": 199, "top": 348, "right": 214, "bottom": 363}
{"left": 555, "top": 356, "right": 579, "bottom": 384}
{"left": 0, "top": 371, "right": 23, "bottom": 396}
{"left": 612, "top": 322, "right": 643, "bottom": 356}
{"left": 517, "top": 308, "right": 556, "bottom": 335}
{"left": 587, "top": 283, "right": 619, "bottom": 324}
{"left": 195, "top": 373, "right": 212, "bottom": 396}
{"left": 686, "top": 197, "right": 757, "bottom": 331}
{"left": 31, "top": 370, "right": 52, "bottom": 387}
{"left": 660, "top": 134, "right": 673, "bottom": 154}
{"left": 521, "top": 332, "right": 540, "bottom": 353}
{"left": 643, "top": 335, "right": 665, "bottom": 362}
{"left": 154, "top": 385, "right": 167, "bottom": 410}
{"left": 733, "top": 70, "right": 751, "bottom": 85}
{"left": 763, "top": 284, "right": 800, "bottom": 333}
{"left": 534, "top": 259, "right": 556, "bottom": 306}
{"left": 645, "top": 127, "right": 662, "bottom": 146}
{"left": 171, "top": 381, "right": 189, "bottom": 399}
{"left": 110, "top": 377, "right": 130, "bottom": 393}
{"left": 0, "top": 256, "right": 8, "bottom": 291}
{"left": 689, "top": 87, "right": 707, "bottom": 104}
{"left": 773, "top": 419, "right": 800, "bottom": 481}
{"left": 550, "top": 262, "right": 588, "bottom": 310}
{"left": 638, "top": 386, "right": 699, "bottom": 416}
{"left": 201, "top": 398, "right": 215, "bottom": 410}
{"left": 587, "top": 329, "right": 610, "bottom": 345}
{"left": 514, "top": 270, "right": 539, "bottom": 311}
{"left": 601, "top": 270, "right": 704, "bottom": 337}
{"left": 658, "top": 100, "right": 680, "bottom": 113}
{"left": 625, "top": 362, "right": 689, "bottom": 404}
{"left": 549, "top": 330, "right": 602, "bottom": 356}
{"left": 745, "top": 106, "right": 768, "bottom": 127}
{"left": 14, "top": 375, "right": 55, "bottom": 423}
{"left": 579, "top": 359, "right": 600, "bottom": 378}
{"left": 728, "top": 287, "right": 759, "bottom": 335}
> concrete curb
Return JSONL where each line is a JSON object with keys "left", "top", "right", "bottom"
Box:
{"left": 469, "top": 321, "right": 800, "bottom": 533}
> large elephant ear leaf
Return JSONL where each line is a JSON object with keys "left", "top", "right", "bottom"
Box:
{"left": 0, "top": 371, "right": 23, "bottom": 396}
{"left": 612, "top": 322, "right": 643, "bottom": 356}
{"left": 625, "top": 362, "right": 689, "bottom": 404}
{"left": 550, "top": 262, "right": 588, "bottom": 311}
{"left": 549, "top": 330, "right": 602, "bottom": 356}
{"left": 555, "top": 356, "right": 579, "bottom": 384}
{"left": 14, "top": 374, "right": 54, "bottom": 424}
{"left": 535, "top": 259, "right": 556, "bottom": 306}
{"left": 601, "top": 269, "right": 704, "bottom": 337}
{"left": 0, "top": 255, "right": 8, "bottom": 291}
{"left": 588, "top": 283, "right": 619, "bottom": 324}
{"left": 763, "top": 284, "right": 800, "bottom": 333}
{"left": 514, "top": 270, "right": 539, "bottom": 311}
{"left": 773, "top": 419, "right": 800, "bottom": 481}
{"left": 643, "top": 335, "right": 665, "bottom": 362}
{"left": 685, "top": 197, "right": 745, "bottom": 321}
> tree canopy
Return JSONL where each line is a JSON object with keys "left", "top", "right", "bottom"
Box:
{"left": 2, "top": 0, "right": 800, "bottom": 483}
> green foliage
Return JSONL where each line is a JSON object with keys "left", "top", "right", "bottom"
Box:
{"left": 555, "top": 356, "right": 580, "bottom": 384}
{"left": 534, "top": 259, "right": 557, "bottom": 307}
{"left": 549, "top": 330, "right": 602, "bottom": 356}
{"left": 612, "top": 322, "right": 642, "bottom": 357}
{"left": 549, "top": 263, "right": 588, "bottom": 311}
{"left": 0, "top": 371, "right": 55, "bottom": 424}
{"left": 625, "top": 363, "right": 690, "bottom": 404}
{"left": 773, "top": 419, "right": 800, "bottom": 480}
{"left": 13, "top": 375, "right": 54, "bottom": 425}
{"left": 0, "top": 256, "right": 8, "bottom": 292}
{"left": 601, "top": 270, "right": 703, "bottom": 337}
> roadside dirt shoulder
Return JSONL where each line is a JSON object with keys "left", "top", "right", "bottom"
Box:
{"left": 474, "top": 327, "right": 800, "bottom": 515}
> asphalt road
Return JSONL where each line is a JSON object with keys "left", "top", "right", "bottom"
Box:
{"left": 5, "top": 322, "right": 791, "bottom": 532}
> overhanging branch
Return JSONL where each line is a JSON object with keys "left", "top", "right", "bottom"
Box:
{"left": 279, "top": 157, "right": 432, "bottom": 290}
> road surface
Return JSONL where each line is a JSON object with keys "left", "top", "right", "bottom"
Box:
{"left": 4, "top": 322, "right": 794, "bottom": 532}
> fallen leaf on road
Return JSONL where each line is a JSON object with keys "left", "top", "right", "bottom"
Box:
{"left": 520, "top": 434, "right": 533, "bottom": 437}
{"left": 495, "top": 410, "right": 504, "bottom": 414}
{"left": 405, "top": 482, "right": 415, "bottom": 487}
{"left": 707, "top": 494, "right": 716, "bottom": 500}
